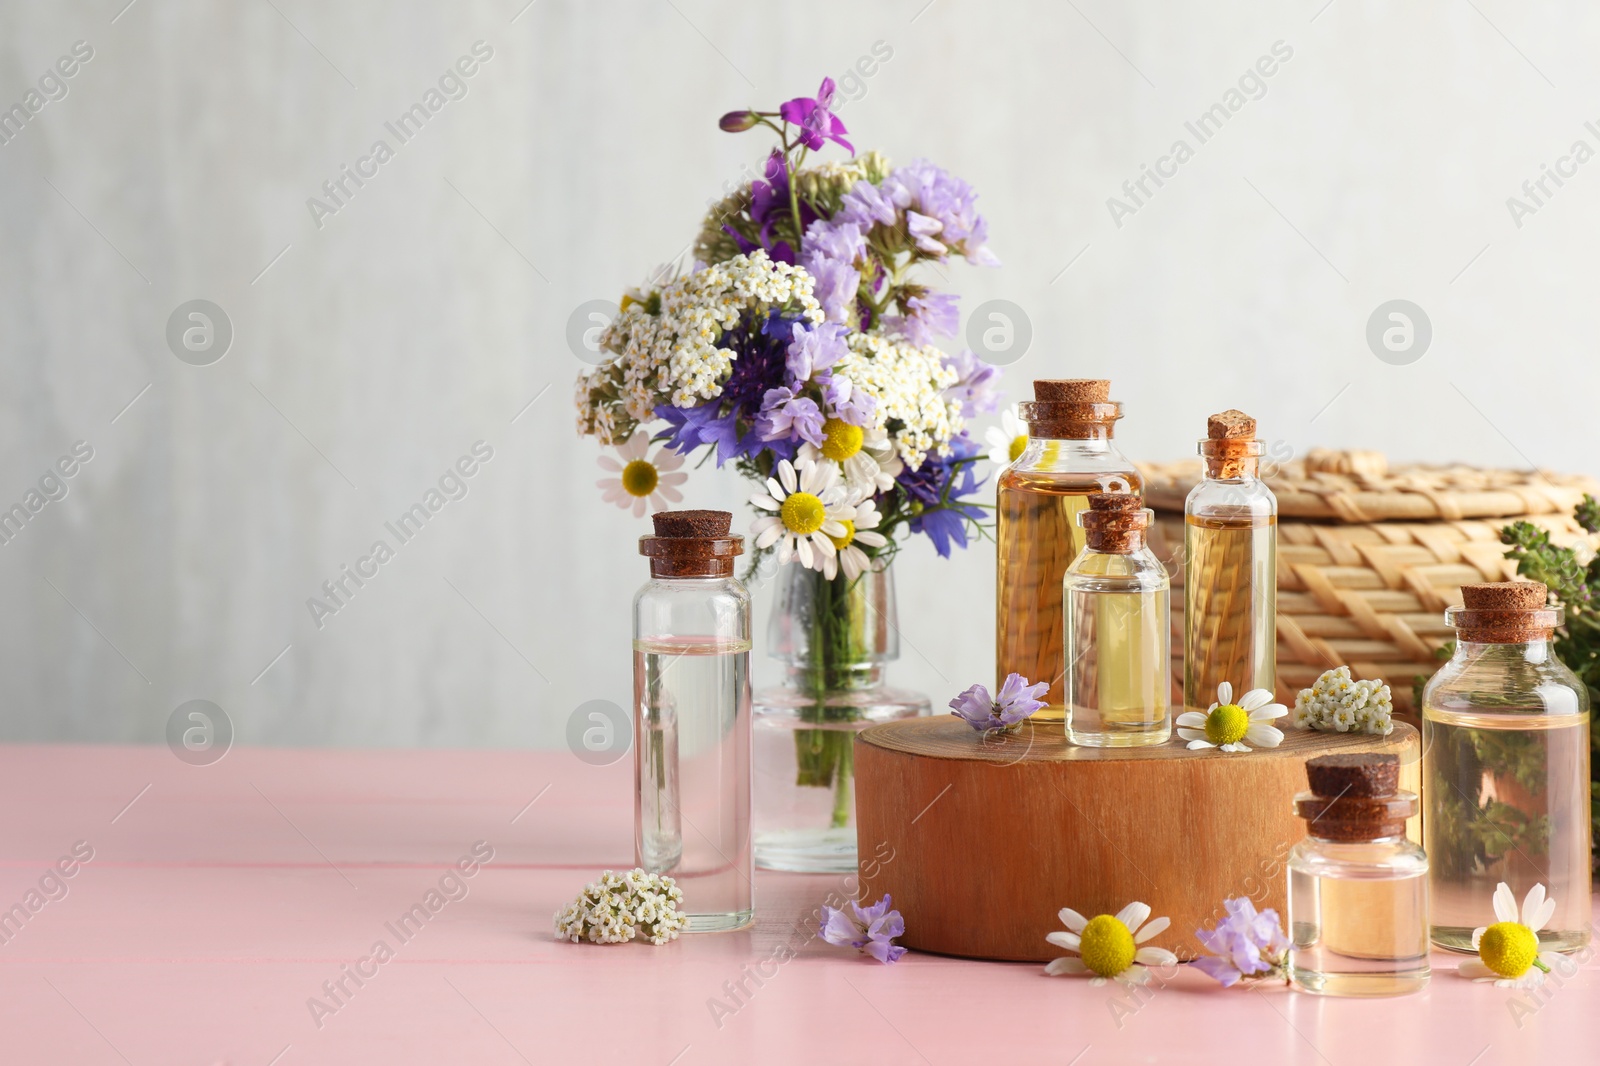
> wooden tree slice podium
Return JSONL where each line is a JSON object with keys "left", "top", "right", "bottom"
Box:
{"left": 855, "top": 717, "right": 1420, "bottom": 961}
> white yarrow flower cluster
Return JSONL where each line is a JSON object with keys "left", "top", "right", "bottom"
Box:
{"left": 834, "top": 332, "right": 962, "bottom": 470}
{"left": 553, "top": 868, "right": 687, "bottom": 946}
{"left": 1293, "top": 666, "right": 1394, "bottom": 735}
{"left": 575, "top": 252, "right": 823, "bottom": 444}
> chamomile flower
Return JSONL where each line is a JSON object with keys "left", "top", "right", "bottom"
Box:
{"left": 1176, "top": 681, "right": 1287, "bottom": 753}
{"left": 750, "top": 458, "right": 849, "bottom": 571}
{"left": 596, "top": 432, "right": 686, "bottom": 517}
{"left": 821, "top": 491, "right": 889, "bottom": 581}
{"left": 800, "top": 420, "right": 903, "bottom": 494}
{"left": 984, "top": 404, "right": 1027, "bottom": 466}
{"left": 1045, "top": 902, "right": 1177, "bottom": 986}
{"left": 1458, "top": 883, "right": 1562, "bottom": 989}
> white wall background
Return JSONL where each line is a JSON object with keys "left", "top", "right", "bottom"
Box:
{"left": 1, "top": 0, "right": 1596, "bottom": 748}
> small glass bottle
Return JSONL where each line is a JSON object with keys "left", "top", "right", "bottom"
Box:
{"left": 1064, "top": 492, "right": 1171, "bottom": 746}
{"left": 1422, "top": 581, "right": 1591, "bottom": 953}
{"left": 997, "top": 379, "right": 1141, "bottom": 722}
{"left": 1184, "top": 409, "right": 1277, "bottom": 711}
{"left": 1288, "top": 753, "right": 1430, "bottom": 997}
{"left": 634, "top": 509, "right": 753, "bottom": 932}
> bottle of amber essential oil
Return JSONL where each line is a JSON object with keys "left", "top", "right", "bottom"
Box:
{"left": 997, "top": 379, "right": 1141, "bottom": 722}
{"left": 634, "top": 510, "right": 753, "bottom": 932}
{"left": 1184, "top": 409, "right": 1277, "bottom": 712}
{"left": 1423, "top": 581, "right": 1591, "bottom": 953}
{"left": 1064, "top": 493, "right": 1171, "bottom": 746}
{"left": 1288, "top": 753, "right": 1430, "bottom": 997}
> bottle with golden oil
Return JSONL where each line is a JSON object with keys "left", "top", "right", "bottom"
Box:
{"left": 1063, "top": 492, "right": 1170, "bottom": 746}
{"left": 997, "top": 380, "right": 1140, "bottom": 722}
{"left": 1288, "top": 753, "right": 1430, "bottom": 997}
{"left": 1422, "top": 581, "right": 1591, "bottom": 955}
{"left": 1183, "top": 409, "right": 1276, "bottom": 712}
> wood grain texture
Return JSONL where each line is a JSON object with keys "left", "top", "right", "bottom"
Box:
{"left": 855, "top": 716, "right": 1420, "bottom": 962}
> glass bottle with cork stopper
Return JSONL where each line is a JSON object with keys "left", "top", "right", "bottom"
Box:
{"left": 997, "top": 379, "right": 1141, "bottom": 723}
{"left": 1288, "top": 753, "right": 1430, "bottom": 997}
{"left": 1183, "top": 409, "right": 1277, "bottom": 712}
{"left": 634, "top": 509, "right": 753, "bottom": 932}
{"left": 1422, "top": 580, "right": 1591, "bottom": 953}
{"left": 1063, "top": 492, "right": 1171, "bottom": 746}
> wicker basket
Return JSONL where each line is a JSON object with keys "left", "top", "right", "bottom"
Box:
{"left": 1140, "top": 449, "right": 1600, "bottom": 720}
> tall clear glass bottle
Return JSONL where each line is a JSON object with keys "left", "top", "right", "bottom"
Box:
{"left": 997, "top": 379, "right": 1141, "bottom": 723}
{"left": 1184, "top": 409, "right": 1276, "bottom": 711}
{"left": 634, "top": 509, "right": 753, "bottom": 932}
{"left": 1422, "top": 581, "right": 1591, "bottom": 953}
{"left": 1064, "top": 493, "right": 1171, "bottom": 746}
{"left": 1288, "top": 753, "right": 1430, "bottom": 997}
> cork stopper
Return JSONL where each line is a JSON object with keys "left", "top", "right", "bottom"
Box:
{"left": 640, "top": 509, "right": 743, "bottom": 578}
{"left": 1034, "top": 379, "right": 1110, "bottom": 403}
{"left": 1294, "top": 753, "right": 1414, "bottom": 841}
{"left": 1019, "top": 379, "right": 1121, "bottom": 440}
{"left": 1448, "top": 581, "right": 1560, "bottom": 643}
{"left": 1198, "top": 408, "right": 1263, "bottom": 478}
{"left": 1207, "top": 409, "right": 1257, "bottom": 441}
{"left": 651, "top": 510, "right": 731, "bottom": 538}
{"left": 1460, "top": 582, "right": 1548, "bottom": 611}
{"left": 1305, "top": 753, "right": 1398, "bottom": 799}
{"left": 1080, "top": 491, "right": 1149, "bottom": 553}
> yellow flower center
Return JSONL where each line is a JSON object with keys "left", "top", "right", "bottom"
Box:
{"left": 1479, "top": 921, "right": 1539, "bottom": 978}
{"left": 820, "top": 418, "right": 864, "bottom": 462}
{"left": 1206, "top": 704, "right": 1250, "bottom": 746}
{"left": 1008, "top": 434, "right": 1027, "bottom": 462}
{"left": 621, "top": 459, "right": 658, "bottom": 498}
{"left": 779, "top": 491, "right": 827, "bottom": 536}
{"left": 827, "top": 519, "right": 856, "bottom": 551}
{"left": 1078, "top": 915, "right": 1136, "bottom": 978}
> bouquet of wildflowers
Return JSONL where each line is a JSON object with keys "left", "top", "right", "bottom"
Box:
{"left": 576, "top": 79, "right": 1005, "bottom": 818}
{"left": 575, "top": 77, "right": 1003, "bottom": 570}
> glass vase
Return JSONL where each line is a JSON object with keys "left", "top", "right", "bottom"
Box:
{"left": 753, "top": 562, "right": 928, "bottom": 872}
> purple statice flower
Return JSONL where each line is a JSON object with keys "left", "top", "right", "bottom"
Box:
{"left": 779, "top": 78, "right": 853, "bottom": 154}
{"left": 819, "top": 894, "right": 906, "bottom": 964}
{"left": 785, "top": 321, "right": 849, "bottom": 382}
{"left": 836, "top": 180, "right": 898, "bottom": 229}
{"left": 822, "top": 373, "right": 875, "bottom": 427}
{"left": 756, "top": 387, "right": 824, "bottom": 446}
{"left": 941, "top": 348, "right": 1002, "bottom": 418}
{"left": 799, "top": 219, "right": 866, "bottom": 326}
{"left": 887, "top": 292, "right": 960, "bottom": 346}
{"left": 1192, "top": 897, "right": 1290, "bottom": 987}
{"left": 880, "top": 161, "right": 1000, "bottom": 267}
{"left": 949, "top": 672, "right": 1049, "bottom": 732}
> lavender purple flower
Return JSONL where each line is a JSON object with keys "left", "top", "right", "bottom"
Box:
{"left": 819, "top": 894, "right": 906, "bottom": 964}
{"left": 1192, "top": 897, "right": 1290, "bottom": 987}
{"left": 756, "top": 387, "right": 824, "bottom": 445}
{"left": 949, "top": 672, "right": 1049, "bottom": 732}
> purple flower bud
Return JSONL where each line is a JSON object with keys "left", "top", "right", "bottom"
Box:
{"left": 718, "top": 110, "right": 758, "bottom": 132}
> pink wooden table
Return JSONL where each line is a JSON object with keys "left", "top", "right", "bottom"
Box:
{"left": 1, "top": 744, "right": 1593, "bottom": 1064}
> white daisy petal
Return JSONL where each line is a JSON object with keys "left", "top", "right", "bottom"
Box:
{"left": 1521, "top": 884, "right": 1547, "bottom": 928}
{"left": 1115, "top": 902, "right": 1151, "bottom": 934}
{"left": 1222, "top": 742, "right": 1251, "bottom": 753}
{"left": 1059, "top": 908, "right": 1088, "bottom": 933}
{"left": 1238, "top": 688, "right": 1274, "bottom": 712}
{"left": 777, "top": 460, "right": 797, "bottom": 494}
{"left": 1217, "top": 682, "right": 1233, "bottom": 706}
{"left": 1243, "top": 723, "right": 1284, "bottom": 748}
{"left": 1045, "top": 957, "right": 1089, "bottom": 976}
{"left": 1457, "top": 959, "right": 1495, "bottom": 980}
{"left": 1186, "top": 739, "right": 1215, "bottom": 750}
{"left": 1175, "top": 712, "right": 1207, "bottom": 728}
{"left": 1471, "top": 927, "right": 1486, "bottom": 949}
{"left": 1135, "top": 946, "right": 1177, "bottom": 966}
{"left": 658, "top": 472, "right": 688, "bottom": 487}
{"left": 1134, "top": 916, "right": 1170, "bottom": 943}
{"left": 1249, "top": 704, "right": 1289, "bottom": 721}
{"left": 1045, "top": 931, "right": 1081, "bottom": 951}
{"left": 795, "top": 537, "right": 813, "bottom": 569}
{"left": 596, "top": 456, "right": 622, "bottom": 472}
{"left": 1531, "top": 897, "right": 1556, "bottom": 933}
{"left": 751, "top": 494, "right": 781, "bottom": 511}
{"left": 654, "top": 450, "right": 685, "bottom": 472}
{"left": 1493, "top": 882, "right": 1518, "bottom": 925}
{"left": 1088, "top": 976, "right": 1107, "bottom": 987}
{"left": 767, "top": 476, "right": 785, "bottom": 502}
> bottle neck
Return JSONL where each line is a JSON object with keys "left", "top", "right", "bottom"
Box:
{"left": 1026, "top": 421, "right": 1112, "bottom": 443}
{"left": 1204, "top": 457, "right": 1259, "bottom": 480}
{"left": 1450, "top": 636, "right": 1553, "bottom": 659}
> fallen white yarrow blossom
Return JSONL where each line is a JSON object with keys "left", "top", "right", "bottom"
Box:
{"left": 1293, "top": 666, "right": 1394, "bottom": 735}
{"left": 554, "top": 868, "right": 687, "bottom": 946}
